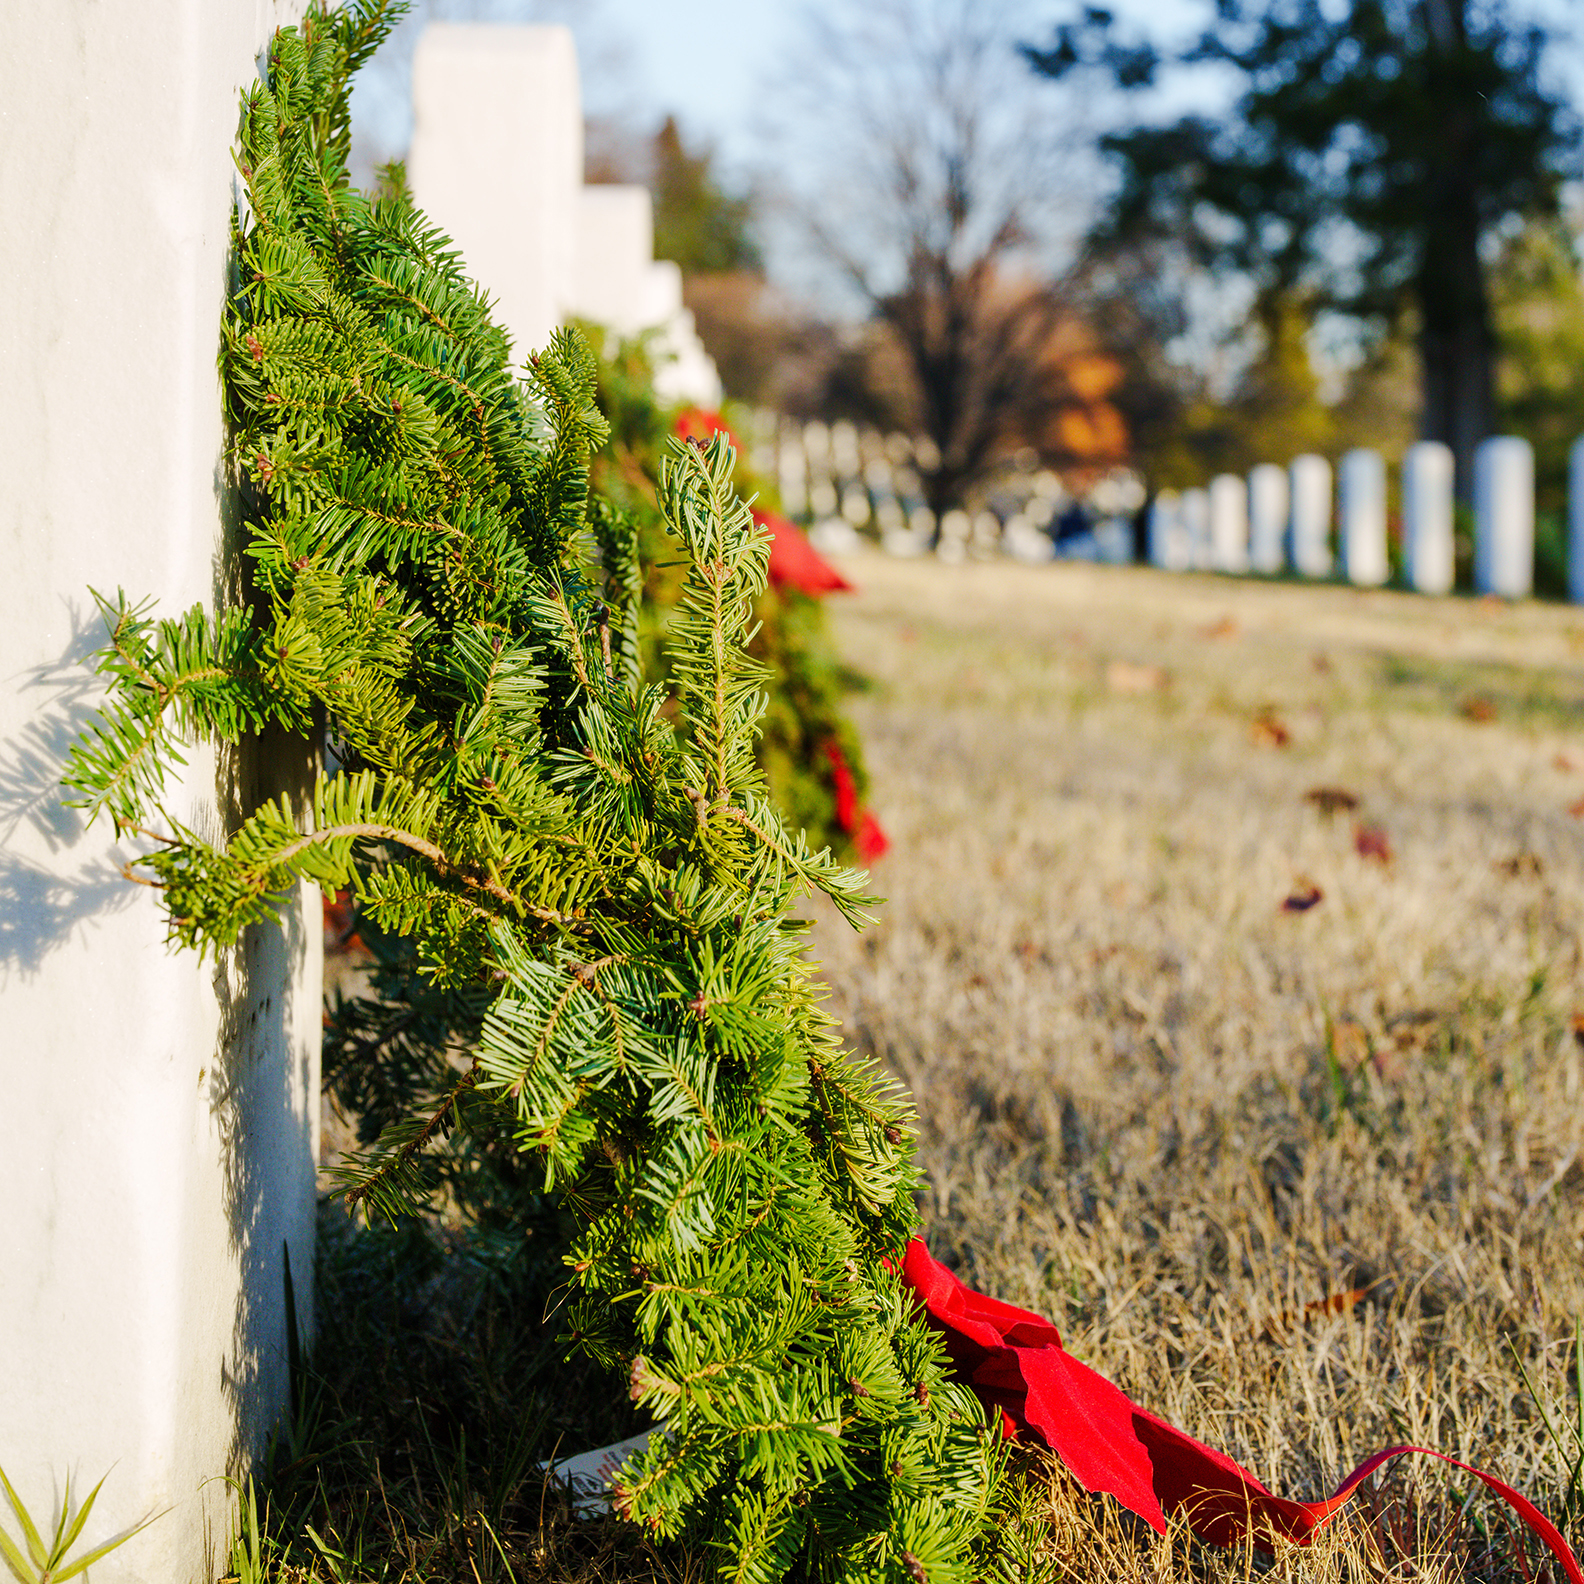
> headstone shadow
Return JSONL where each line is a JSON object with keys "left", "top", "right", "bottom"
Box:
{"left": 0, "top": 602, "right": 139, "bottom": 979}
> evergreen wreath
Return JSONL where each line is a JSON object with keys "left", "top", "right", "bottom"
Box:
{"left": 63, "top": 6, "right": 1007, "bottom": 1581}
{"left": 579, "top": 333, "right": 878, "bottom": 864}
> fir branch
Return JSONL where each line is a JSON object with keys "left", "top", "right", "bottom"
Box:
{"left": 61, "top": 12, "right": 999, "bottom": 1576}
{"left": 341, "top": 1055, "right": 479, "bottom": 1212}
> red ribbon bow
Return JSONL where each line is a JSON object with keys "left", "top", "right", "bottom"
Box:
{"left": 900, "top": 1239, "right": 1581, "bottom": 1579}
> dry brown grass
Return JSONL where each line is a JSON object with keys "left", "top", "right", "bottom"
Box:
{"left": 807, "top": 555, "right": 1584, "bottom": 1580}
{"left": 257, "top": 558, "right": 1583, "bottom": 1582}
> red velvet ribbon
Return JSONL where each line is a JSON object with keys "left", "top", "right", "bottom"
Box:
{"left": 822, "top": 739, "right": 889, "bottom": 864}
{"left": 674, "top": 407, "right": 738, "bottom": 449}
{"left": 752, "top": 506, "right": 855, "bottom": 597}
{"left": 900, "top": 1239, "right": 1581, "bottom": 1579}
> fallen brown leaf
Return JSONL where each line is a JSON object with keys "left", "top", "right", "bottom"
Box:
{"left": 1354, "top": 823, "right": 1391, "bottom": 864}
{"left": 1261, "top": 1280, "right": 1384, "bottom": 1342}
{"left": 1311, "top": 653, "right": 1333, "bottom": 674}
{"left": 1569, "top": 796, "right": 1584, "bottom": 819}
{"left": 1250, "top": 709, "right": 1291, "bottom": 748}
{"left": 1494, "top": 852, "right": 1543, "bottom": 878}
{"left": 1204, "top": 616, "right": 1239, "bottom": 640}
{"left": 1554, "top": 752, "right": 1576, "bottom": 772}
{"left": 1371, "top": 1012, "right": 1436, "bottom": 1083}
{"left": 1384, "top": 1009, "right": 1438, "bottom": 1058}
{"left": 1106, "top": 660, "right": 1168, "bottom": 694}
{"left": 1281, "top": 880, "right": 1323, "bottom": 913}
{"left": 1331, "top": 1017, "right": 1370, "bottom": 1069}
{"left": 1305, "top": 786, "right": 1360, "bottom": 816}
{"left": 1462, "top": 696, "right": 1496, "bottom": 723}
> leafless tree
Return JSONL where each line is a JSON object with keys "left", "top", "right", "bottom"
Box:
{"left": 770, "top": 0, "right": 1087, "bottom": 522}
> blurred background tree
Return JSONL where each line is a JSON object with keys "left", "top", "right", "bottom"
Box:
{"left": 1026, "top": 0, "right": 1581, "bottom": 500}
{"left": 649, "top": 113, "right": 760, "bottom": 273}
{"left": 770, "top": 0, "right": 1125, "bottom": 525}
{"left": 1491, "top": 212, "right": 1584, "bottom": 517}
{"left": 587, "top": 109, "right": 831, "bottom": 411}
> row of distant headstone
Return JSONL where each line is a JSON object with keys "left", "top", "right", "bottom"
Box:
{"left": 748, "top": 412, "right": 1115, "bottom": 564}
{"left": 752, "top": 415, "right": 1572, "bottom": 600}
{"left": 1153, "top": 437, "right": 1579, "bottom": 600}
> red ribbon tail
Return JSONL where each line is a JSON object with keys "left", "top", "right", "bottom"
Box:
{"left": 898, "top": 1240, "right": 1582, "bottom": 1581}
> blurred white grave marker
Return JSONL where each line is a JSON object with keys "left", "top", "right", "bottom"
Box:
{"left": 411, "top": 25, "right": 719, "bottom": 403}
{"left": 830, "top": 420, "right": 861, "bottom": 483}
{"left": 1403, "top": 440, "right": 1454, "bottom": 595}
{"left": 1209, "top": 473, "right": 1249, "bottom": 572}
{"left": 936, "top": 508, "right": 972, "bottom": 563}
{"left": 1150, "top": 489, "right": 1189, "bottom": 570}
{"left": 841, "top": 485, "right": 872, "bottom": 527}
{"left": 1004, "top": 513, "right": 1055, "bottom": 563}
{"left": 1474, "top": 436, "right": 1533, "bottom": 599}
{"left": 1248, "top": 464, "right": 1288, "bottom": 573}
{"left": 410, "top": 26, "right": 581, "bottom": 357}
{"left": 1182, "top": 487, "right": 1211, "bottom": 570}
{"left": 1290, "top": 454, "right": 1333, "bottom": 577}
{"left": 778, "top": 428, "right": 808, "bottom": 516}
{"left": 1340, "top": 448, "right": 1388, "bottom": 586}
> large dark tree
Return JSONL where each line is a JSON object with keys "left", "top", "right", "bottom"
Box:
{"left": 1026, "top": 0, "right": 1580, "bottom": 496}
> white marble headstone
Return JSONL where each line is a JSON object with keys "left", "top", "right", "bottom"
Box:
{"left": 1289, "top": 454, "right": 1333, "bottom": 577}
{"left": 1149, "top": 489, "right": 1189, "bottom": 571}
{"left": 1340, "top": 448, "right": 1388, "bottom": 586}
{"left": 1182, "top": 487, "right": 1211, "bottom": 570}
{"left": 1403, "top": 440, "right": 1454, "bottom": 595}
{"left": 2, "top": 4, "right": 321, "bottom": 1576}
{"left": 410, "top": 26, "right": 582, "bottom": 360}
{"left": 1248, "top": 463, "right": 1288, "bottom": 574}
{"left": 1474, "top": 436, "right": 1534, "bottom": 599}
{"left": 1569, "top": 437, "right": 1584, "bottom": 605}
{"left": 1208, "top": 473, "right": 1249, "bottom": 573}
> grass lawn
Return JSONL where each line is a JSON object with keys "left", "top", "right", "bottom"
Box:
{"left": 254, "top": 557, "right": 1584, "bottom": 1583}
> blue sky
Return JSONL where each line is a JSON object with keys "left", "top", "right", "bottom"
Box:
{"left": 584, "top": 0, "right": 803, "bottom": 163}
{"left": 349, "top": 0, "right": 1584, "bottom": 317}
{"left": 351, "top": 0, "right": 1217, "bottom": 184}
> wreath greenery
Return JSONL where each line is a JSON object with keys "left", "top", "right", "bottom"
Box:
{"left": 63, "top": 7, "right": 1005, "bottom": 1581}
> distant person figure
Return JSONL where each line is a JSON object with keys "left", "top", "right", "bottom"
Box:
{"left": 1052, "top": 500, "right": 1091, "bottom": 548}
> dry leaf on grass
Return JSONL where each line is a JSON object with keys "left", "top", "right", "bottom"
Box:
{"left": 812, "top": 554, "right": 1584, "bottom": 1584}
{"left": 1332, "top": 1017, "right": 1370, "bottom": 1069}
{"left": 1250, "top": 709, "right": 1291, "bottom": 748}
{"left": 1554, "top": 752, "right": 1576, "bottom": 772}
{"left": 1494, "top": 852, "right": 1543, "bottom": 878}
{"left": 1306, "top": 786, "right": 1360, "bottom": 816}
{"left": 1354, "top": 823, "right": 1392, "bottom": 863}
{"left": 1281, "top": 879, "right": 1324, "bottom": 912}
{"left": 1568, "top": 796, "right": 1584, "bottom": 818}
{"left": 1261, "top": 1280, "right": 1384, "bottom": 1343}
{"left": 1203, "top": 616, "right": 1239, "bottom": 640}
{"left": 1461, "top": 696, "right": 1497, "bottom": 723}
{"left": 1106, "top": 660, "right": 1169, "bottom": 694}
